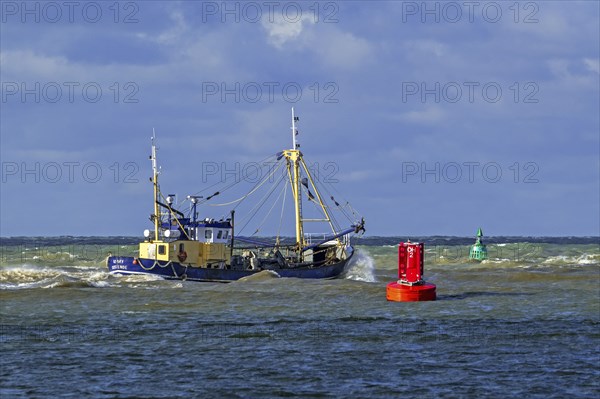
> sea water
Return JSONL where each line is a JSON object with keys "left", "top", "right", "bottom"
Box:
{"left": 1, "top": 237, "right": 598, "bottom": 398}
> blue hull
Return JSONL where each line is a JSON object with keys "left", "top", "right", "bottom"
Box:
{"left": 107, "top": 251, "right": 352, "bottom": 282}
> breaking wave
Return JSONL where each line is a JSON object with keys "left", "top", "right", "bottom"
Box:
{"left": 343, "top": 249, "right": 377, "bottom": 282}
{"left": 0, "top": 264, "right": 110, "bottom": 289}
{"left": 542, "top": 254, "right": 599, "bottom": 266}
{"left": 236, "top": 270, "right": 281, "bottom": 282}
{"left": 0, "top": 264, "right": 164, "bottom": 290}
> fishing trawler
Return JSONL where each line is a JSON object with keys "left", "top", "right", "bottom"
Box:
{"left": 107, "top": 109, "right": 365, "bottom": 282}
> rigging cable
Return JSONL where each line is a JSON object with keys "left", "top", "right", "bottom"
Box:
{"left": 276, "top": 181, "right": 288, "bottom": 246}
{"left": 236, "top": 166, "right": 286, "bottom": 229}
{"left": 237, "top": 171, "right": 287, "bottom": 235}
{"left": 320, "top": 178, "right": 358, "bottom": 223}
{"left": 251, "top": 176, "right": 289, "bottom": 236}
{"left": 177, "top": 153, "right": 280, "bottom": 207}
{"left": 206, "top": 159, "right": 284, "bottom": 207}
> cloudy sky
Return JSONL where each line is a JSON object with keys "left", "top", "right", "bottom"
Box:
{"left": 1, "top": 1, "right": 598, "bottom": 237}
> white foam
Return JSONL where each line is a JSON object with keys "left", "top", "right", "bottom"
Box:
{"left": 542, "top": 254, "right": 599, "bottom": 266}
{"left": 0, "top": 264, "right": 114, "bottom": 289}
{"left": 543, "top": 255, "right": 568, "bottom": 264}
{"left": 576, "top": 254, "right": 598, "bottom": 265}
{"left": 481, "top": 258, "right": 512, "bottom": 264}
{"left": 90, "top": 281, "right": 111, "bottom": 288}
{"left": 119, "top": 274, "right": 165, "bottom": 282}
{"left": 344, "top": 249, "right": 377, "bottom": 282}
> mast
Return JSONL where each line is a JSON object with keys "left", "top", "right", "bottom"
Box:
{"left": 151, "top": 130, "right": 160, "bottom": 242}
{"left": 284, "top": 108, "right": 304, "bottom": 256}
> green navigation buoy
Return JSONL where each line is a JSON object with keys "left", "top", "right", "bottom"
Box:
{"left": 469, "top": 228, "right": 488, "bottom": 261}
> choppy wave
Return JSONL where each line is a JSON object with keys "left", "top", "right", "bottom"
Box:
{"left": 236, "top": 270, "right": 281, "bottom": 282}
{"left": 343, "top": 249, "right": 377, "bottom": 282}
{"left": 1, "top": 238, "right": 597, "bottom": 290}
{"left": 360, "top": 242, "right": 599, "bottom": 270}
{"left": 0, "top": 264, "right": 169, "bottom": 290}
{"left": 542, "top": 254, "right": 600, "bottom": 266}
{"left": 0, "top": 264, "right": 108, "bottom": 289}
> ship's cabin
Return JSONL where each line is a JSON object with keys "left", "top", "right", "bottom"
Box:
{"left": 157, "top": 218, "right": 232, "bottom": 244}
{"left": 142, "top": 218, "right": 233, "bottom": 266}
{"left": 187, "top": 219, "right": 232, "bottom": 244}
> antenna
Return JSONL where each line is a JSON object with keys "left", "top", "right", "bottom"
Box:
{"left": 291, "top": 108, "right": 299, "bottom": 150}
{"left": 151, "top": 128, "right": 160, "bottom": 242}
{"left": 151, "top": 128, "right": 158, "bottom": 175}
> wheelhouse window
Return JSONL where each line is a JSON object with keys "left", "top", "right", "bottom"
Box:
{"left": 205, "top": 230, "right": 213, "bottom": 239}
{"left": 217, "top": 230, "right": 223, "bottom": 239}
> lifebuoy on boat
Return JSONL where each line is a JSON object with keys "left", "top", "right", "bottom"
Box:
{"left": 177, "top": 251, "right": 187, "bottom": 263}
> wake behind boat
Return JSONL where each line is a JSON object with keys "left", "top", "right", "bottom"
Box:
{"left": 107, "top": 109, "right": 365, "bottom": 282}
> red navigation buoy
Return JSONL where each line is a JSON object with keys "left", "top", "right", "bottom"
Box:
{"left": 386, "top": 242, "right": 436, "bottom": 302}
